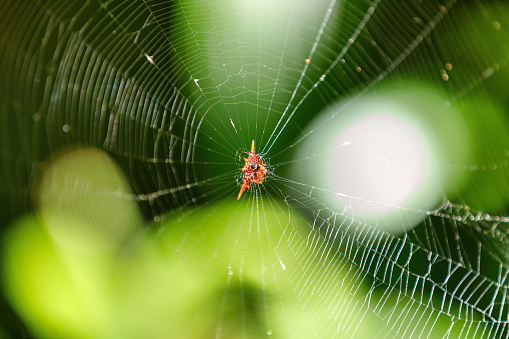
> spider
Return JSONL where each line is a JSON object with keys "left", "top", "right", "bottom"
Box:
{"left": 238, "top": 140, "right": 268, "bottom": 199}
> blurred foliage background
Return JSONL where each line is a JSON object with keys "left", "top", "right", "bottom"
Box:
{"left": 2, "top": 0, "right": 509, "bottom": 338}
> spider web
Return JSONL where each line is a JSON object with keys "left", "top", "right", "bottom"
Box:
{"left": 2, "top": 0, "right": 509, "bottom": 337}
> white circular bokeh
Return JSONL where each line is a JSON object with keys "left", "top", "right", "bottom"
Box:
{"left": 292, "top": 89, "right": 465, "bottom": 234}
{"left": 331, "top": 113, "right": 429, "bottom": 216}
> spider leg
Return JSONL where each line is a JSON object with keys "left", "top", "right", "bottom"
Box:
{"left": 238, "top": 181, "right": 248, "bottom": 200}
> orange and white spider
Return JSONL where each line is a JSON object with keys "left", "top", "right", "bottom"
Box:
{"left": 238, "top": 140, "right": 268, "bottom": 199}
